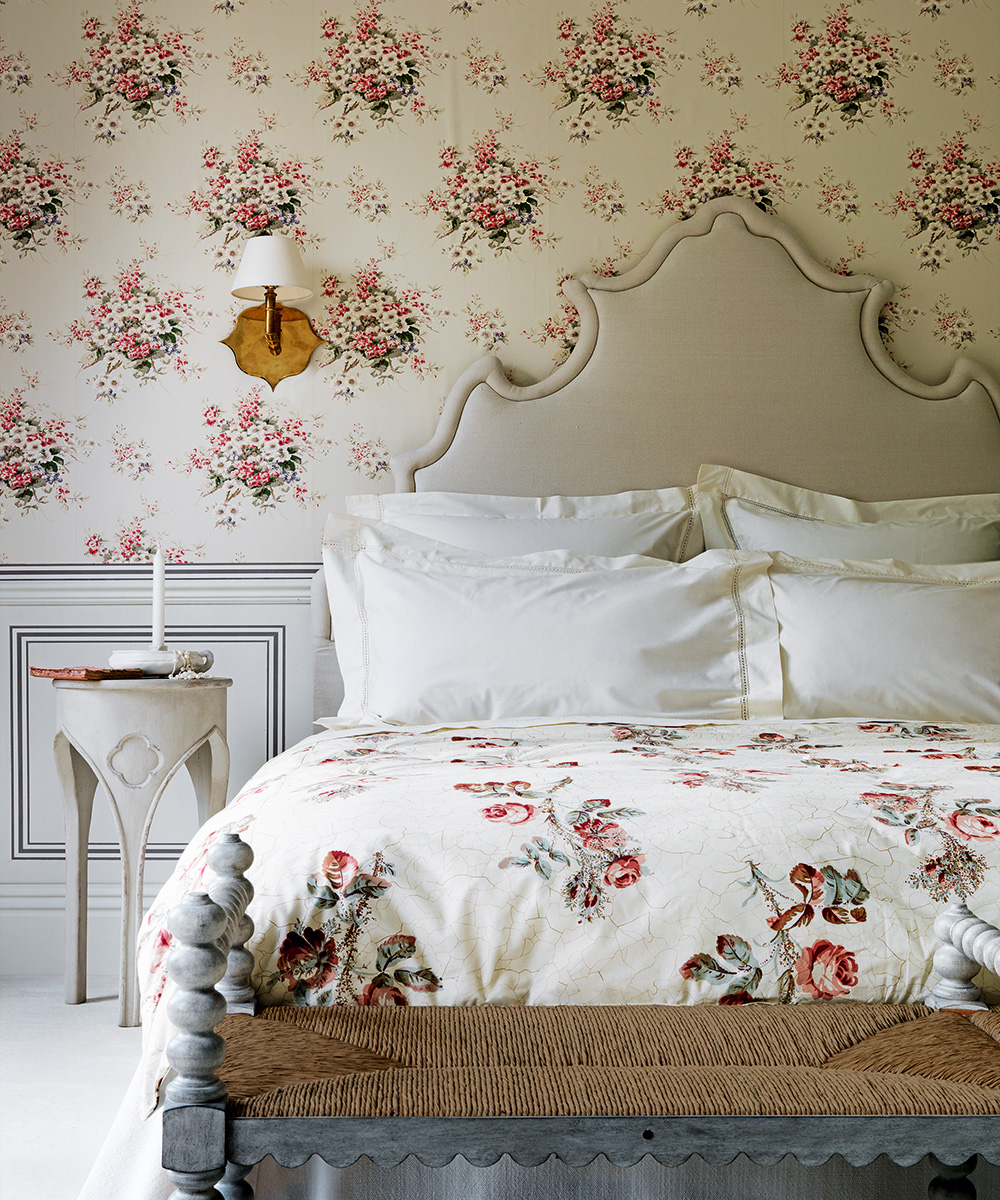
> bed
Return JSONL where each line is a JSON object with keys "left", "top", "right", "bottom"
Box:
{"left": 111, "top": 197, "right": 1000, "bottom": 1200}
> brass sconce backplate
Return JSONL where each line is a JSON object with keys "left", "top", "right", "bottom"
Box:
{"left": 221, "top": 303, "right": 325, "bottom": 389}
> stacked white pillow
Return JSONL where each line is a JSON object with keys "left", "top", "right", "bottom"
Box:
{"left": 322, "top": 474, "right": 999, "bottom": 726}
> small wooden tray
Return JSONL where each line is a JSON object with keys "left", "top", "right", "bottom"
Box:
{"left": 29, "top": 666, "right": 145, "bottom": 680}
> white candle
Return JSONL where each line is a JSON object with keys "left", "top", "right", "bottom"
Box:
{"left": 151, "top": 543, "right": 165, "bottom": 650}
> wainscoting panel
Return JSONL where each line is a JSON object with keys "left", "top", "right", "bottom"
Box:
{"left": 0, "top": 563, "right": 320, "bottom": 977}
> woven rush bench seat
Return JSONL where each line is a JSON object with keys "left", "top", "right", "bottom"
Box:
{"left": 217, "top": 1003, "right": 1000, "bottom": 1120}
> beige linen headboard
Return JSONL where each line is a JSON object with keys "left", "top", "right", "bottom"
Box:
{"left": 313, "top": 196, "right": 1000, "bottom": 720}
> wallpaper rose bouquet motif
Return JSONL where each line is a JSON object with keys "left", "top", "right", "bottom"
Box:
{"left": 883, "top": 128, "right": 1000, "bottom": 271}
{"left": 84, "top": 506, "right": 199, "bottom": 563}
{"left": 317, "top": 258, "right": 440, "bottom": 399}
{"left": 343, "top": 422, "right": 390, "bottom": 480}
{"left": 296, "top": 3, "right": 442, "bottom": 142}
{"left": 179, "top": 131, "right": 327, "bottom": 270}
{"left": 342, "top": 166, "right": 389, "bottom": 222}
{"left": 271, "top": 849, "right": 442, "bottom": 1006}
{"left": 1, "top": 390, "right": 86, "bottom": 517}
{"left": 531, "top": 241, "right": 632, "bottom": 364}
{"left": 179, "top": 389, "right": 328, "bottom": 529}
{"left": 767, "top": 5, "right": 913, "bottom": 143}
{"left": 53, "top": 2, "right": 205, "bottom": 142}
{"left": 417, "top": 129, "right": 561, "bottom": 271}
{"left": 461, "top": 777, "right": 648, "bottom": 922}
{"left": 681, "top": 860, "right": 869, "bottom": 1004}
{"left": 61, "top": 258, "right": 199, "bottom": 403}
{"left": 0, "top": 43, "right": 31, "bottom": 92}
{"left": 533, "top": 1, "right": 678, "bottom": 142}
{"left": 646, "top": 122, "right": 799, "bottom": 218}
{"left": 0, "top": 130, "right": 88, "bottom": 256}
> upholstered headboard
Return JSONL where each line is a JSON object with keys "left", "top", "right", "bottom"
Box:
{"left": 313, "top": 196, "right": 1000, "bottom": 720}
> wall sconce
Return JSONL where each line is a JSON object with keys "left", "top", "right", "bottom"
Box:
{"left": 221, "top": 234, "right": 324, "bottom": 389}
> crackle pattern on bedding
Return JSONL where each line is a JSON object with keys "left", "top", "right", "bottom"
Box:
{"left": 137, "top": 720, "right": 1000, "bottom": 1115}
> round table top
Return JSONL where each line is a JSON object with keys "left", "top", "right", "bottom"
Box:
{"left": 51, "top": 676, "right": 233, "bottom": 690}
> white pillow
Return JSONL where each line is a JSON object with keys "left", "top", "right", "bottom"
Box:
{"left": 697, "top": 465, "right": 1000, "bottom": 563}
{"left": 321, "top": 515, "right": 780, "bottom": 726}
{"left": 769, "top": 554, "right": 1000, "bottom": 723}
{"left": 346, "top": 487, "right": 703, "bottom": 561}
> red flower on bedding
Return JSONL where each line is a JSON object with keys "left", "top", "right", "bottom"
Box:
{"left": 321, "top": 849, "right": 359, "bottom": 889}
{"left": 276, "top": 926, "right": 339, "bottom": 991}
{"left": 573, "top": 816, "right": 626, "bottom": 851}
{"left": 482, "top": 801, "right": 536, "bottom": 825}
{"left": 358, "top": 981, "right": 408, "bottom": 1006}
{"left": 945, "top": 809, "right": 1000, "bottom": 842}
{"left": 604, "top": 854, "right": 644, "bottom": 888}
{"left": 794, "top": 939, "right": 858, "bottom": 1000}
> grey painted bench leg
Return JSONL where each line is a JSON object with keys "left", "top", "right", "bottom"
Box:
{"left": 928, "top": 1154, "right": 977, "bottom": 1200}
{"left": 218, "top": 1160, "right": 254, "bottom": 1200}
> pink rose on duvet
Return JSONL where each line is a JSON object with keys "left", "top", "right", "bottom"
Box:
{"left": 604, "top": 854, "right": 645, "bottom": 888}
{"left": 321, "top": 850, "right": 359, "bottom": 890}
{"left": 276, "top": 927, "right": 339, "bottom": 991}
{"left": 574, "top": 817, "right": 625, "bottom": 851}
{"left": 794, "top": 939, "right": 858, "bottom": 1000}
{"left": 482, "top": 801, "right": 536, "bottom": 824}
{"left": 358, "top": 981, "right": 408, "bottom": 1006}
{"left": 945, "top": 809, "right": 1000, "bottom": 842}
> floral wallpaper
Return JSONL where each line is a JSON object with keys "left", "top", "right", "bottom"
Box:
{"left": 1, "top": 0, "right": 997, "bottom": 564}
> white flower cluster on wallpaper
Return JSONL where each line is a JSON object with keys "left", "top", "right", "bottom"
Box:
{"left": 1, "top": 0, "right": 997, "bottom": 563}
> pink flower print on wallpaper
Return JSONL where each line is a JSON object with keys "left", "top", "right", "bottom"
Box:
{"left": 579, "top": 165, "right": 626, "bottom": 222}
{"left": 931, "top": 42, "right": 975, "bottom": 95}
{"left": 1, "top": 389, "right": 87, "bottom": 516}
{"left": 883, "top": 125, "right": 1000, "bottom": 271}
{"left": 0, "top": 129, "right": 89, "bottom": 256}
{"left": 316, "top": 257, "right": 441, "bottom": 399}
{"left": 645, "top": 120, "right": 800, "bottom": 219}
{"left": 342, "top": 166, "right": 389, "bottom": 222}
{"left": 0, "top": 41, "right": 31, "bottom": 92}
{"left": 698, "top": 40, "right": 742, "bottom": 94}
{"left": 227, "top": 38, "right": 271, "bottom": 93}
{"left": 464, "top": 38, "right": 508, "bottom": 93}
{"left": 765, "top": 4, "right": 914, "bottom": 143}
{"left": 52, "top": 2, "right": 205, "bottom": 142}
{"left": 60, "top": 257, "right": 200, "bottom": 403}
{"left": 106, "top": 165, "right": 152, "bottom": 223}
{"left": 178, "top": 389, "right": 329, "bottom": 529}
{"left": 295, "top": 3, "right": 443, "bottom": 142}
{"left": 931, "top": 298, "right": 976, "bottom": 350}
{"left": 416, "top": 128, "right": 562, "bottom": 271}
{"left": 464, "top": 296, "right": 508, "bottom": 351}
{"left": 343, "top": 421, "right": 390, "bottom": 481}
{"left": 109, "top": 425, "right": 153, "bottom": 480}
{"left": 815, "top": 166, "right": 859, "bottom": 222}
{"left": 0, "top": 304, "right": 32, "bottom": 352}
{"left": 84, "top": 505, "right": 202, "bottom": 563}
{"left": 533, "top": 1, "right": 679, "bottom": 142}
{"left": 179, "top": 130, "right": 328, "bottom": 271}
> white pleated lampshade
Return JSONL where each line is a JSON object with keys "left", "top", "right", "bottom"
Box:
{"left": 231, "top": 234, "right": 313, "bottom": 302}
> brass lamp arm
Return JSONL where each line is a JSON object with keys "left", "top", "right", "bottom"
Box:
{"left": 263, "top": 286, "right": 281, "bottom": 356}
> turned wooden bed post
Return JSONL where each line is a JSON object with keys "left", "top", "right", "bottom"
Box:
{"left": 163, "top": 833, "right": 255, "bottom": 1200}
{"left": 924, "top": 901, "right": 1000, "bottom": 1011}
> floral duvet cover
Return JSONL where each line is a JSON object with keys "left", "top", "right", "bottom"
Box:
{"left": 137, "top": 718, "right": 1000, "bottom": 1115}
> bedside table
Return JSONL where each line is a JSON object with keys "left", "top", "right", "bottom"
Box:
{"left": 51, "top": 677, "right": 233, "bottom": 1027}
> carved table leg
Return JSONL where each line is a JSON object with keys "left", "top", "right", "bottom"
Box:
{"left": 928, "top": 1154, "right": 977, "bottom": 1200}
{"left": 186, "top": 729, "right": 230, "bottom": 827}
{"left": 54, "top": 733, "right": 97, "bottom": 1005}
{"left": 218, "top": 1160, "right": 254, "bottom": 1200}
{"left": 115, "top": 782, "right": 161, "bottom": 1027}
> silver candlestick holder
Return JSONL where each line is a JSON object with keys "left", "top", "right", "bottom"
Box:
{"left": 108, "top": 647, "right": 215, "bottom": 677}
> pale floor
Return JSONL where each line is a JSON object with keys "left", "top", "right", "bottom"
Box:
{"left": 0, "top": 975, "right": 142, "bottom": 1200}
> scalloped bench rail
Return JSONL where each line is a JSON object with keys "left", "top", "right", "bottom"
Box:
{"left": 161, "top": 833, "right": 1000, "bottom": 1200}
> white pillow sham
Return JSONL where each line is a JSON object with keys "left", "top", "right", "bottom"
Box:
{"left": 346, "top": 487, "right": 703, "bottom": 561}
{"left": 322, "top": 515, "right": 780, "bottom": 726}
{"left": 769, "top": 554, "right": 1000, "bottom": 723}
{"left": 697, "top": 464, "right": 1000, "bottom": 563}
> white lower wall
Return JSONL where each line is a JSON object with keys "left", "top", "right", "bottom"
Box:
{"left": 0, "top": 563, "right": 319, "bottom": 977}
